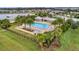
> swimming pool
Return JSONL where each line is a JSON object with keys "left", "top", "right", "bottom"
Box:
{"left": 31, "top": 22, "right": 49, "bottom": 29}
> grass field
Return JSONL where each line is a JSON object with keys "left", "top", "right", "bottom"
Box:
{"left": 1, "top": 24, "right": 79, "bottom": 51}
{"left": 0, "top": 28, "right": 40, "bottom": 51}
{"left": 55, "top": 28, "right": 79, "bottom": 51}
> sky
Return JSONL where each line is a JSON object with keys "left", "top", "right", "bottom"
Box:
{"left": 0, "top": 0, "right": 79, "bottom": 7}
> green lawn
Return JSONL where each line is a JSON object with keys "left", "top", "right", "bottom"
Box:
{"left": 55, "top": 28, "right": 79, "bottom": 51}
{"left": 1, "top": 25, "right": 79, "bottom": 51}
{"left": 0, "top": 28, "right": 40, "bottom": 51}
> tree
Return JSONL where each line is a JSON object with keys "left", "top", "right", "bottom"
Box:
{"left": 71, "top": 21, "right": 79, "bottom": 29}
{"left": 48, "top": 14, "right": 53, "bottom": 18}
{"left": 36, "top": 27, "right": 63, "bottom": 48}
{"left": 44, "top": 32, "right": 54, "bottom": 47}
{"left": 22, "top": 16, "right": 27, "bottom": 28}
{"left": 61, "top": 22, "right": 70, "bottom": 32}
{"left": 15, "top": 16, "right": 35, "bottom": 29}
{"left": 36, "top": 12, "right": 49, "bottom": 17}
{"left": 30, "top": 15, "right": 36, "bottom": 20}
{"left": 36, "top": 34, "right": 47, "bottom": 48}
{"left": 66, "top": 19, "right": 73, "bottom": 25}
{"left": 52, "top": 20, "right": 58, "bottom": 25}
{"left": 15, "top": 16, "right": 27, "bottom": 28}
{"left": 0, "top": 20, "right": 2, "bottom": 26}
{"left": 56, "top": 17, "right": 65, "bottom": 25}
{"left": 53, "top": 27, "right": 62, "bottom": 38}
{"left": 1, "top": 19, "right": 10, "bottom": 29}
{"left": 65, "top": 19, "right": 78, "bottom": 29}
{"left": 15, "top": 16, "right": 23, "bottom": 26}
{"left": 61, "top": 19, "right": 77, "bottom": 32}
{"left": 51, "top": 27, "right": 62, "bottom": 47}
{"left": 52, "top": 17, "right": 65, "bottom": 26}
{"left": 74, "top": 14, "right": 79, "bottom": 18}
{"left": 52, "top": 18, "right": 64, "bottom": 43}
{"left": 25, "top": 18, "right": 34, "bottom": 29}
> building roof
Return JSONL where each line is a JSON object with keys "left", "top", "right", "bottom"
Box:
{"left": 35, "top": 16, "right": 42, "bottom": 20}
{"left": 35, "top": 16, "right": 56, "bottom": 21}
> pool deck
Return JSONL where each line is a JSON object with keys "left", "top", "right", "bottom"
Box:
{"left": 15, "top": 22, "right": 54, "bottom": 35}
{"left": 15, "top": 26, "right": 34, "bottom": 35}
{"left": 34, "top": 21, "right": 51, "bottom": 25}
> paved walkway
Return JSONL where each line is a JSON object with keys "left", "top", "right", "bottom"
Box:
{"left": 15, "top": 27, "right": 34, "bottom": 35}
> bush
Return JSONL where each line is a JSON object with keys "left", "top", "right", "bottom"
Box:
{"left": 0, "top": 19, "right": 10, "bottom": 29}
{"left": 71, "top": 21, "right": 79, "bottom": 29}
{"left": 61, "top": 23, "right": 70, "bottom": 32}
{"left": 74, "top": 14, "right": 79, "bottom": 18}
{"left": 61, "top": 19, "right": 79, "bottom": 32}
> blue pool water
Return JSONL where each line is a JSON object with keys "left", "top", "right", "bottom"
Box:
{"left": 31, "top": 23, "right": 49, "bottom": 29}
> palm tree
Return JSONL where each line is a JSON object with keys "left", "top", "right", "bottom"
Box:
{"left": 25, "top": 18, "right": 34, "bottom": 29}
{"left": 36, "top": 27, "right": 62, "bottom": 48}
{"left": 36, "top": 34, "right": 47, "bottom": 48}
{"left": 22, "top": 16, "right": 27, "bottom": 28}
{"left": 50, "top": 27, "right": 62, "bottom": 47}
{"left": 30, "top": 15, "right": 36, "bottom": 20}
{"left": 15, "top": 16, "right": 28, "bottom": 28}
{"left": 53, "top": 27, "right": 62, "bottom": 38}
{"left": 44, "top": 32, "right": 54, "bottom": 47}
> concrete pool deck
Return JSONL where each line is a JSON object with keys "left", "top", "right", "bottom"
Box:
{"left": 15, "top": 27, "right": 34, "bottom": 35}
{"left": 15, "top": 26, "right": 45, "bottom": 35}
{"left": 15, "top": 22, "right": 54, "bottom": 35}
{"left": 34, "top": 21, "right": 51, "bottom": 25}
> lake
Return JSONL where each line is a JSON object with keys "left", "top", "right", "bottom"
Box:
{"left": 0, "top": 13, "right": 32, "bottom": 21}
